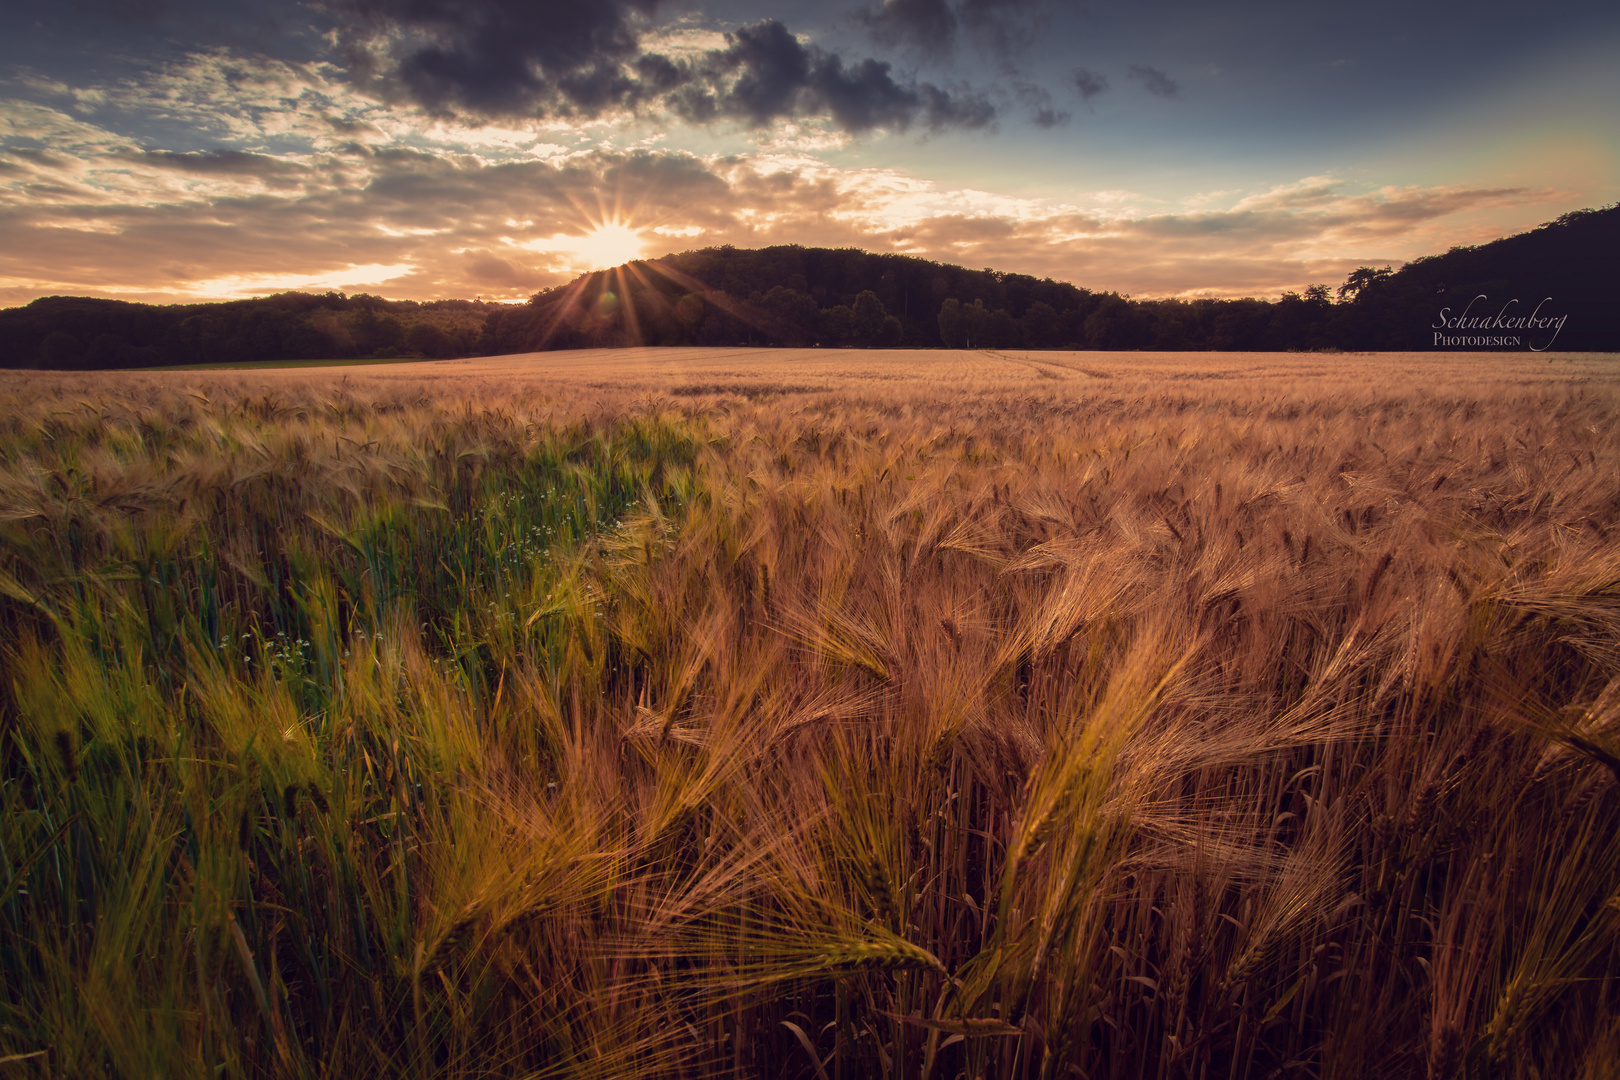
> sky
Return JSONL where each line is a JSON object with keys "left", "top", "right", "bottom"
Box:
{"left": 1, "top": 0, "right": 1616, "bottom": 307}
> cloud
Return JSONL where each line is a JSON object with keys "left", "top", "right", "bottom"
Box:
{"left": 328, "top": 3, "right": 996, "bottom": 135}
{"left": 134, "top": 149, "right": 309, "bottom": 179}
{"left": 0, "top": 100, "right": 136, "bottom": 158}
{"left": 463, "top": 249, "right": 537, "bottom": 287}
{"left": 855, "top": 0, "right": 1058, "bottom": 61}
{"left": 0, "top": 115, "right": 764, "bottom": 303}
{"left": 979, "top": 180, "right": 1563, "bottom": 297}
{"left": 1070, "top": 67, "right": 1108, "bottom": 100}
{"left": 956, "top": 0, "right": 1052, "bottom": 58}
{"left": 67, "top": 50, "right": 395, "bottom": 153}
{"left": 856, "top": 0, "right": 958, "bottom": 57}
{"left": 673, "top": 20, "right": 809, "bottom": 126}
{"left": 1015, "top": 82, "right": 1069, "bottom": 128}
{"left": 0, "top": 98, "right": 1576, "bottom": 309}
{"left": 668, "top": 20, "right": 994, "bottom": 134}
{"left": 1128, "top": 65, "right": 1180, "bottom": 98}
{"left": 335, "top": 0, "right": 663, "bottom": 117}
{"left": 325, "top": 115, "right": 387, "bottom": 138}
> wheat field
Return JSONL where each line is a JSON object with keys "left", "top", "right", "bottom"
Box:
{"left": 2, "top": 348, "right": 1618, "bottom": 1079}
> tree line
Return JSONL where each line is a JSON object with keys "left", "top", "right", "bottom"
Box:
{"left": 2, "top": 205, "right": 1613, "bottom": 369}
{"left": 0, "top": 291, "right": 501, "bottom": 371}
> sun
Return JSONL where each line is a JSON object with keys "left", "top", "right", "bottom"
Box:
{"left": 566, "top": 222, "right": 645, "bottom": 271}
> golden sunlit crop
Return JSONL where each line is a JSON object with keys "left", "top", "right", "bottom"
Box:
{"left": 3, "top": 352, "right": 1619, "bottom": 1078}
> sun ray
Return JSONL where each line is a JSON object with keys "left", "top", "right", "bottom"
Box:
{"left": 612, "top": 264, "right": 644, "bottom": 346}
{"left": 531, "top": 271, "right": 598, "bottom": 350}
{"left": 635, "top": 258, "right": 779, "bottom": 338}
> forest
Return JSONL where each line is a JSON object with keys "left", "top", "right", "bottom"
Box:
{"left": 1, "top": 205, "right": 1613, "bottom": 370}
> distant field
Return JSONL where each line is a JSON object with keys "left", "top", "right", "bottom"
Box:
{"left": 2, "top": 348, "right": 1618, "bottom": 1078}
{"left": 151, "top": 354, "right": 457, "bottom": 372}
{"left": 121, "top": 345, "right": 1620, "bottom": 394}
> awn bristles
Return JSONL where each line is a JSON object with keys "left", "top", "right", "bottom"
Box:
{"left": 0, "top": 351, "right": 1616, "bottom": 1077}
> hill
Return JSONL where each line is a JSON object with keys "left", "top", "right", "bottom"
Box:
{"left": 1335, "top": 205, "right": 1618, "bottom": 351}
{"left": 2, "top": 204, "right": 1615, "bottom": 368}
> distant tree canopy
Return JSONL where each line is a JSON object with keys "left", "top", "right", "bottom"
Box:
{"left": 0, "top": 292, "right": 501, "bottom": 371}
{"left": 3, "top": 205, "right": 1615, "bottom": 369}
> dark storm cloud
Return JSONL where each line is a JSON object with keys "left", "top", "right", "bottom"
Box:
{"left": 1128, "top": 64, "right": 1180, "bottom": 98}
{"left": 693, "top": 24, "right": 987, "bottom": 134}
{"left": 332, "top": 0, "right": 664, "bottom": 116}
{"left": 675, "top": 20, "right": 810, "bottom": 125}
{"left": 670, "top": 20, "right": 994, "bottom": 132}
{"left": 809, "top": 56, "right": 960, "bottom": 133}
{"left": 326, "top": 2, "right": 994, "bottom": 134}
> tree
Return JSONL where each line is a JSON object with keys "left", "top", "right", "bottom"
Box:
{"left": 960, "top": 299, "right": 992, "bottom": 349}
{"left": 984, "top": 306, "right": 1017, "bottom": 348}
{"left": 1085, "top": 293, "right": 1149, "bottom": 349}
{"left": 759, "top": 286, "right": 819, "bottom": 345}
{"left": 675, "top": 293, "right": 705, "bottom": 338}
{"left": 1337, "top": 266, "right": 1393, "bottom": 303}
{"left": 851, "top": 290, "right": 888, "bottom": 346}
{"left": 820, "top": 305, "right": 854, "bottom": 346}
{"left": 40, "top": 331, "right": 84, "bottom": 369}
{"left": 938, "top": 298, "right": 965, "bottom": 349}
{"left": 86, "top": 333, "right": 133, "bottom": 368}
{"left": 406, "top": 322, "right": 450, "bottom": 358}
{"left": 354, "top": 310, "right": 403, "bottom": 355}
{"left": 236, "top": 309, "right": 284, "bottom": 361}
{"left": 1023, "top": 300, "right": 1060, "bottom": 348}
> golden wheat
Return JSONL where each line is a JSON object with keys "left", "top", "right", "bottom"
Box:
{"left": 0, "top": 349, "right": 1617, "bottom": 1078}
